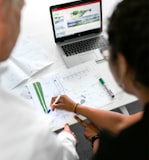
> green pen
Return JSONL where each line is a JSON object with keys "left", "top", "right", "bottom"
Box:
{"left": 33, "top": 82, "right": 50, "bottom": 113}
{"left": 99, "top": 78, "right": 115, "bottom": 98}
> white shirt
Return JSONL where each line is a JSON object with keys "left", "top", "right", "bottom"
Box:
{"left": 0, "top": 87, "right": 79, "bottom": 160}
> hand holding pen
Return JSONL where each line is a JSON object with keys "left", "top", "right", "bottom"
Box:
{"left": 50, "top": 94, "right": 76, "bottom": 112}
{"left": 53, "top": 94, "right": 61, "bottom": 105}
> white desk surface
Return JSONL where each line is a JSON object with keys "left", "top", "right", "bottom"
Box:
{"left": 17, "top": 0, "right": 137, "bottom": 129}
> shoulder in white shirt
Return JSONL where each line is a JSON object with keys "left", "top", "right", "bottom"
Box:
{"left": 0, "top": 87, "right": 79, "bottom": 160}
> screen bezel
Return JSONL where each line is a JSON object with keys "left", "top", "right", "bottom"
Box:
{"left": 50, "top": 0, "right": 102, "bottom": 42}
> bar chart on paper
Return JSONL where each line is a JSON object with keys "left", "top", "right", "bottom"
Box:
{"left": 28, "top": 61, "right": 122, "bottom": 130}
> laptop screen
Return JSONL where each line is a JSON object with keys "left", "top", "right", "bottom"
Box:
{"left": 50, "top": 0, "right": 102, "bottom": 42}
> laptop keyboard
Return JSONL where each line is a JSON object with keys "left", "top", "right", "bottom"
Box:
{"left": 62, "top": 36, "right": 108, "bottom": 56}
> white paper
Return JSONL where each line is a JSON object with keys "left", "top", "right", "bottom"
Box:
{"left": 28, "top": 61, "right": 122, "bottom": 130}
{"left": 0, "top": 35, "right": 54, "bottom": 90}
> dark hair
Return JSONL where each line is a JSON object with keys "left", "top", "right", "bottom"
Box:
{"left": 108, "top": 0, "right": 149, "bottom": 87}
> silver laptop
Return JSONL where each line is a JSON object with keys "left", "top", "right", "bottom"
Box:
{"left": 50, "top": 0, "right": 108, "bottom": 67}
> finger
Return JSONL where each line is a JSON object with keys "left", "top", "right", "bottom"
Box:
{"left": 51, "top": 104, "right": 59, "bottom": 111}
{"left": 64, "top": 123, "right": 71, "bottom": 132}
{"left": 50, "top": 96, "right": 61, "bottom": 111}
{"left": 74, "top": 116, "right": 87, "bottom": 127}
{"left": 53, "top": 103, "right": 63, "bottom": 109}
{"left": 51, "top": 105, "right": 55, "bottom": 111}
{"left": 50, "top": 96, "right": 57, "bottom": 106}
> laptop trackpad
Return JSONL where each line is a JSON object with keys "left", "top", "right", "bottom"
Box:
{"left": 78, "top": 49, "right": 103, "bottom": 62}
{"left": 63, "top": 49, "right": 103, "bottom": 68}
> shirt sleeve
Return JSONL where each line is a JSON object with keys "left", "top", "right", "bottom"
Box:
{"left": 57, "top": 131, "right": 79, "bottom": 160}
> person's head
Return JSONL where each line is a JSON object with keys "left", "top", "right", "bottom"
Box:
{"left": 0, "top": 0, "right": 24, "bottom": 62}
{"left": 108, "top": 0, "right": 149, "bottom": 101}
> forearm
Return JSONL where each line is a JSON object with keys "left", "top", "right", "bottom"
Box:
{"left": 76, "top": 104, "right": 128, "bottom": 134}
{"left": 51, "top": 95, "right": 142, "bottom": 134}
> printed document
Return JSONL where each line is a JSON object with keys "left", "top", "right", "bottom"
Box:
{"left": 28, "top": 61, "right": 122, "bottom": 131}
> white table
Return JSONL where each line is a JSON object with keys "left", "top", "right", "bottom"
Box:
{"left": 17, "top": 0, "right": 138, "bottom": 130}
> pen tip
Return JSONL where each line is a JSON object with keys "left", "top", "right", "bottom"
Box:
{"left": 99, "top": 78, "right": 104, "bottom": 84}
{"left": 47, "top": 109, "right": 51, "bottom": 113}
{"left": 112, "top": 95, "right": 115, "bottom": 98}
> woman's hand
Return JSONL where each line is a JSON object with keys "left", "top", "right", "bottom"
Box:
{"left": 50, "top": 94, "right": 76, "bottom": 112}
{"left": 74, "top": 115, "right": 99, "bottom": 141}
{"left": 74, "top": 116, "right": 100, "bottom": 153}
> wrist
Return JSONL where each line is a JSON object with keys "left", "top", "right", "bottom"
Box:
{"left": 91, "top": 134, "right": 100, "bottom": 147}
{"left": 72, "top": 103, "right": 79, "bottom": 113}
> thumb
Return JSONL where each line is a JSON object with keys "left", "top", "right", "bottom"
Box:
{"left": 63, "top": 123, "right": 71, "bottom": 132}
